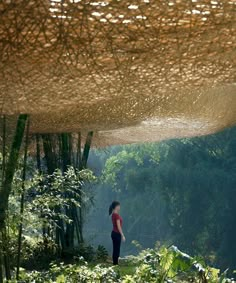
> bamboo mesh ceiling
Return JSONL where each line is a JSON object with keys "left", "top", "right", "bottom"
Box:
{"left": 0, "top": 0, "right": 236, "bottom": 145}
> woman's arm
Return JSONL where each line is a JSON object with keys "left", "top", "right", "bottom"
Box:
{"left": 117, "top": 219, "right": 126, "bottom": 242}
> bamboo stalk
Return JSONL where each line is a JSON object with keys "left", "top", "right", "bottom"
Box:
{"left": 76, "top": 132, "right": 82, "bottom": 169}
{"left": 81, "top": 131, "right": 93, "bottom": 170}
{"left": 0, "top": 255, "right": 2, "bottom": 283}
{"left": 16, "top": 118, "right": 30, "bottom": 280}
{"left": 36, "top": 134, "right": 42, "bottom": 174}
{"left": 2, "top": 116, "right": 11, "bottom": 280}
{"left": 0, "top": 115, "right": 6, "bottom": 283}
{"left": 0, "top": 114, "right": 28, "bottom": 282}
{"left": 77, "top": 131, "right": 93, "bottom": 243}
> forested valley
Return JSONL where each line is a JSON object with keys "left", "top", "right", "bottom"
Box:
{"left": 86, "top": 126, "right": 236, "bottom": 271}
{"left": 0, "top": 122, "right": 235, "bottom": 282}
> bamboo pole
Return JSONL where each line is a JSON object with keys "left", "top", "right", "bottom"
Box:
{"left": 81, "top": 132, "right": 93, "bottom": 170}
{"left": 0, "top": 115, "right": 28, "bottom": 230}
{"left": 77, "top": 131, "right": 93, "bottom": 243}
{"left": 36, "top": 135, "right": 49, "bottom": 243}
{"left": 0, "top": 251, "right": 2, "bottom": 283}
{"left": 36, "top": 134, "right": 42, "bottom": 174}
{"left": 16, "top": 118, "right": 30, "bottom": 280}
{"left": 0, "top": 116, "right": 11, "bottom": 280}
{"left": 0, "top": 115, "right": 6, "bottom": 283}
{"left": 76, "top": 132, "right": 82, "bottom": 169}
{"left": 0, "top": 114, "right": 28, "bottom": 281}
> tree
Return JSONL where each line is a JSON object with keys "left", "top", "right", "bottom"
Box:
{"left": 0, "top": 114, "right": 28, "bottom": 282}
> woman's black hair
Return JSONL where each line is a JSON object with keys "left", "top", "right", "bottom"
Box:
{"left": 109, "top": 201, "right": 120, "bottom": 215}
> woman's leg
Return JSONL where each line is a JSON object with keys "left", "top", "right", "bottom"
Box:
{"left": 111, "top": 232, "right": 121, "bottom": 265}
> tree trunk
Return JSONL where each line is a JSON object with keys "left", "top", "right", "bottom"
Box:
{"left": 2, "top": 116, "right": 10, "bottom": 280}
{"left": 77, "top": 131, "right": 93, "bottom": 243}
{"left": 42, "top": 132, "right": 93, "bottom": 249}
{"left": 16, "top": 118, "right": 30, "bottom": 280}
{"left": 42, "top": 134, "right": 57, "bottom": 175}
{"left": 61, "top": 133, "right": 75, "bottom": 249}
{"left": 42, "top": 134, "right": 66, "bottom": 249}
{"left": 0, "top": 116, "right": 6, "bottom": 283}
{"left": 81, "top": 132, "right": 93, "bottom": 170}
{"left": 0, "top": 114, "right": 28, "bottom": 281}
{"left": 0, "top": 253, "right": 3, "bottom": 283}
{"left": 36, "top": 135, "right": 49, "bottom": 245}
{"left": 36, "top": 134, "right": 42, "bottom": 174}
{"left": 2, "top": 228, "right": 11, "bottom": 280}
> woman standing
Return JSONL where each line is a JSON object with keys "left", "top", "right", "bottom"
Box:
{"left": 109, "top": 201, "right": 125, "bottom": 265}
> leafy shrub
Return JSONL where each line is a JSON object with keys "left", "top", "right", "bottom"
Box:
{"left": 9, "top": 245, "right": 235, "bottom": 283}
{"left": 122, "top": 245, "right": 234, "bottom": 283}
{"left": 96, "top": 245, "right": 109, "bottom": 262}
{"left": 15, "top": 262, "right": 120, "bottom": 283}
{"left": 20, "top": 237, "right": 58, "bottom": 270}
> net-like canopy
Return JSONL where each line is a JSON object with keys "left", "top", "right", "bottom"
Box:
{"left": 0, "top": 0, "right": 235, "bottom": 145}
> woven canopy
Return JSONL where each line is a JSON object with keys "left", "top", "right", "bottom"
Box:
{"left": 0, "top": 0, "right": 235, "bottom": 145}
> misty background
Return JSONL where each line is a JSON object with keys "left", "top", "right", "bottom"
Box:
{"left": 83, "top": 126, "right": 236, "bottom": 270}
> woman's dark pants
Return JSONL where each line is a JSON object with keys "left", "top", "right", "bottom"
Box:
{"left": 111, "top": 231, "right": 121, "bottom": 265}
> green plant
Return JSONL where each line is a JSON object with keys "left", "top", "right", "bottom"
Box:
{"left": 61, "top": 244, "right": 95, "bottom": 262}
{"left": 96, "top": 245, "right": 109, "bottom": 262}
{"left": 8, "top": 245, "right": 235, "bottom": 283}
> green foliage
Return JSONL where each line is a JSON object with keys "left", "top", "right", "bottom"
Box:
{"left": 63, "top": 244, "right": 95, "bottom": 262}
{"left": 102, "top": 144, "right": 161, "bottom": 189}
{"left": 2, "top": 125, "right": 236, "bottom": 282}
{"left": 27, "top": 167, "right": 95, "bottom": 225}
{"left": 96, "top": 245, "right": 109, "bottom": 262}
{"left": 102, "top": 150, "right": 143, "bottom": 188}
{"left": 3, "top": 165, "right": 96, "bottom": 271}
{"left": 14, "top": 262, "right": 119, "bottom": 283}
{"left": 62, "top": 244, "right": 109, "bottom": 263}
{"left": 9, "top": 245, "right": 234, "bottom": 283}
{"left": 97, "top": 127, "right": 236, "bottom": 270}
